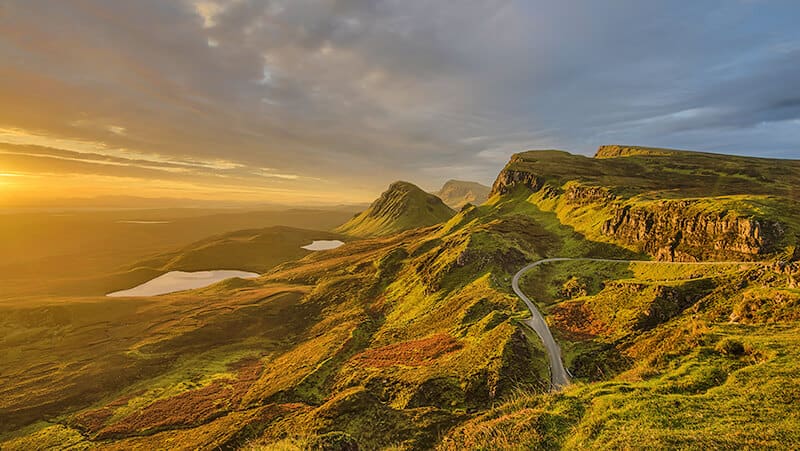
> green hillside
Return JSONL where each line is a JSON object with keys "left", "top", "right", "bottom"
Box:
{"left": 492, "top": 146, "right": 800, "bottom": 261}
{"left": 441, "top": 259, "right": 800, "bottom": 449}
{"left": 336, "top": 181, "right": 456, "bottom": 237}
{"left": 2, "top": 146, "right": 800, "bottom": 449}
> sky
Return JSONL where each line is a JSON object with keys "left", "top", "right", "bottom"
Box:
{"left": 1, "top": 0, "right": 799, "bottom": 206}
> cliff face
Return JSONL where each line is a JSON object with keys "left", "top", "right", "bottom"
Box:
{"left": 594, "top": 145, "right": 673, "bottom": 159}
{"left": 489, "top": 148, "right": 794, "bottom": 261}
{"left": 601, "top": 202, "right": 784, "bottom": 261}
{"left": 563, "top": 183, "right": 615, "bottom": 205}
{"left": 490, "top": 160, "right": 545, "bottom": 196}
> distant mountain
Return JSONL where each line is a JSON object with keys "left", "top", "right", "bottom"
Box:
{"left": 336, "top": 181, "right": 455, "bottom": 237}
{"left": 7, "top": 146, "right": 800, "bottom": 450}
{"left": 434, "top": 179, "right": 491, "bottom": 208}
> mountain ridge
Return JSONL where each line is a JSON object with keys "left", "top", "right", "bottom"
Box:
{"left": 336, "top": 181, "right": 455, "bottom": 237}
{"left": 433, "top": 180, "right": 491, "bottom": 209}
{"left": 490, "top": 146, "right": 800, "bottom": 261}
{"left": 595, "top": 144, "right": 800, "bottom": 160}
{"left": 3, "top": 145, "right": 800, "bottom": 449}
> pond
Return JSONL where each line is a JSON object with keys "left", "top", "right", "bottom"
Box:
{"left": 301, "top": 240, "right": 345, "bottom": 251}
{"left": 107, "top": 270, "right": 259, "bottom": 297}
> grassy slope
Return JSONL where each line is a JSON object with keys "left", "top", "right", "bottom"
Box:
{"left": 0, "top": 212, "right": 553, "bottom": 449}
{"left": 2, "top": 182, "right": 629, "bottom": 449}
{"left": 436, "top": 153, "right": 800, "bottom": 448}
{"left": 0, "top": 186, "right": 670, "bottom": 449}
{"left": 497, "top": 147, "right": 800, "bottom": 260}
{"left": 440, "top": 258, "right": 800, "bottom": 449}
{"left": 3, "top": 147, "right": 800, "bottom": 449}
{"left": 337, "top": 181, "right": 455, "bottom": 237}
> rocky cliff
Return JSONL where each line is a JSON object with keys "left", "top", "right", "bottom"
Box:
{"left": 490, "top": 154, "right": 546, "bottom": 196}
{"left": 489, "top": 147, "right": 796, "bottom": 261}
{"left": 601, "top": 201, "right": 784, "bottom": 261}
{"left": 594, "top": 145, "right": 674, "bottom": 159}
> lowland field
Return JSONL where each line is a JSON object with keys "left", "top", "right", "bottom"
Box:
{"left": 0, "top": 206, "right": 359, "bottom": 299}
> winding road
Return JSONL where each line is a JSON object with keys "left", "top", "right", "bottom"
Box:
{"left": 512, "top": 258, "right": 763, "bottom": 391}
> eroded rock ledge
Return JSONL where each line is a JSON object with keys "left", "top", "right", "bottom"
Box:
{"left": 601, "top": 201, "right": 783, "bottom": 261}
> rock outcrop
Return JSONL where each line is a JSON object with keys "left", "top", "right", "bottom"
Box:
{"left": 594, "top": 145, "right": 674, "bottom": 159}
{"left": 489, "top": 148, "right": 795, "bottom": 261}
{"left": 490, "top": 166, "right": 545, "bottom": 196}
{"left": 601, "top": 201, "right": 783, "bottom": 261}
{"left": 564, "top": 183, "right": 616, "bottom": 205}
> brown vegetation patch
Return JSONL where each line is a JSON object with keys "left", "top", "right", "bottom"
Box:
{"left": 550, "top": 301, "right": 608, "bottom": 340}
{"left": 97, "top": 359, "right": 263, "bottom": 439}
{"left": 97, "top": 381, "right": 231, "bottom": 439}
{"left": 102, "top": 403, "right": 311, "bottom": 451}
{"left": 70, "top": 392, "right": 143, "bottom": 434}
{"left": 72, "top": 407, "right": 115, "bottom": 434}
{"left": 350, "top": 334, "right": 462, "bottom": 368}
{"left": 438, "top": 405, "right": 561, "bottom": 451}
{"left": 228, "top": 358, "right": 263, "bottom": 407}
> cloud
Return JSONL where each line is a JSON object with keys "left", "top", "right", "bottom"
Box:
{"left": 0, "top": 0, "right": 798, "bottom": 202}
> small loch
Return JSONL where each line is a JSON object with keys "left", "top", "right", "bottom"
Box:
{"left": 107, "top": 270, "right": 259, "bottom": 297}
{"left": 301, "top": 240, "right": 345, "bottom": 251}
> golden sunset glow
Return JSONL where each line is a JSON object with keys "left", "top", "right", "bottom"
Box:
{"left": 0, "top": 126, "right": 374, "bottom": 206}
{"left": 1, "top": 1, "right": 796, "bottom": 210}
{"left": 2, "top": 2, "right": 800, "bottom": 450}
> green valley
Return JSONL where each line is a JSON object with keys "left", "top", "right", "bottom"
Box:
{"left": 2, "top": 146, "right": 799, "bottom": 450}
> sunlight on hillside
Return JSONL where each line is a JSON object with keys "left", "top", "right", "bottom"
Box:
{"left": 2, "top": 1, "right": 799, "bottom": 449}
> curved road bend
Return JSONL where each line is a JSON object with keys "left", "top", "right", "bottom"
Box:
{"left": 512, "top": 258, "right": 763, "bottom": 391}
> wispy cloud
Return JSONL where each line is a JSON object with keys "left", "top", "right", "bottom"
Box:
{"left": 0, "top": 0, "right": 798, "bottom": 205}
